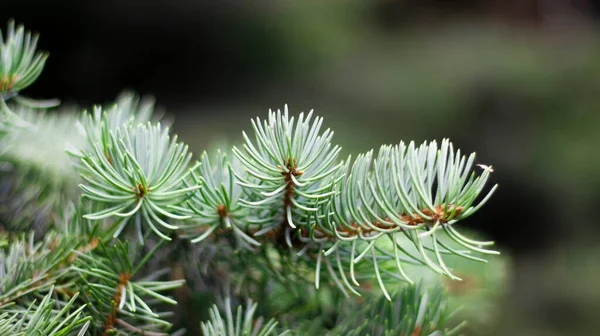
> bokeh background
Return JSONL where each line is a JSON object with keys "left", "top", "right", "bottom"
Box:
{"left": 4, "top": 1, "right": 600, "bottom": 335}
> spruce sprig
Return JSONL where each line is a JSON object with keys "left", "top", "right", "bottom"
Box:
{"left": 0, "top": 20, "right": 58, "bottom": 115}
{"left": 177, "top": 150, "right": 261, "bottom": 249}
{"left": 310, "top": 139, "right": 498, "bottom": 298}
{"left": 72, "top": 121, "right": 197, "bottom": 242}
{"left": 71, "top": 240, "right": 184, "bottom": 335}
{"left": 0, "top": 20, "right": 47, "bottom": 96}
{"left": 233, "top": 106, "right": 342, "bottom": 238}
{"left": 0, "top": 232, "right": 74, "bottom": 307}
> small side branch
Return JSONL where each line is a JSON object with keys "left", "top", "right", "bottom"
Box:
{"left": 269, "top": 158, "right": 304, "bottom": 247}
{"left": 301, "top": 204, "right": 464, "bottom": 240}
{"left": 103, "top": 271, "right": 132, "bottom": 335}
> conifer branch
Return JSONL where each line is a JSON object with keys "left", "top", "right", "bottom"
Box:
{"left": 71, "top": 240, "right": 184, "bottom": 335}
{"left": 214, "top": 106, "right": 497, "bottom": 297}
{"left": 1, "top": 18, "right": 502, "bottom": 335}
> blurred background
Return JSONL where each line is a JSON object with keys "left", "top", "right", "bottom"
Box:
{"left": 3, "top": 1, "right": 600, "bottom": 334}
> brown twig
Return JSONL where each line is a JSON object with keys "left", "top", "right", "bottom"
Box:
{"left": 248, "top": 156, "right": 463, "bottom": 245}
{"left": 0, "top": 74, "right": 18, "bottom": 91}
{"left": 217, "top": 204, "right": 228, "bottom": 218}
{"left": 244, "top": 159, "right": 464, "bottom": 247}
{"left": 67, "top": 236, "right": 99, "bottom": 262}
{"left": 294, "top": 204, "right": 464, "bottom": 242}
{"left": 103, "top": 271, "right": 132, "bottom": 335}
{"left": 265, "top": 158, "right": 304, "bottom": 248}
{"left": 410, "top": 325, "right": 423, "bottom": 336}
{"left": 134, "top": 183, "right": 148, "bottom": 198}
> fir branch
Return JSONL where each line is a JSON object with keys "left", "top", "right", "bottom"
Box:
{"left": 1, "top": 216, "right": 183, "bottom": 335}
{"left": 0, "top": 20, "right": 58, "bottom": 114}
{"left": 0, "top": 17, "right": 503, "bottom": 335}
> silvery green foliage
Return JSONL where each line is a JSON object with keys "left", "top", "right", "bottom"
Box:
{"left": 0, "top": 230, "right": 184, "bottom": 336}
{"left": 311, "top": 139, "right": 498, "bottom": 298}
{"left": 75, "top": 92, "right": 157, "bottom": 155}
{"left": 0, "top": 289, "right": 90, "bottom": 336}
{"left": 71, "top": 240, "right": 184, "bottom": 334}
{"left": 200, "top": 284, "right": 460, "bottom": 336}
{"left": 232, "top": 106, "right": 342, "bottom": 237}
{"left": 177, "top": 150, "right": 261, "bottom": 249}
{"left": 0, "top": 18, "right": 83, "bottom": 230}
{"left": 333, "top": 283, "right": 462, "bottom": 336}
{"left": 72, "top": 121, "right": 197, "bottom": 242}
{"left": 0, "top": 20, "right": 47, "bottom": 95}
{"left": 0, "top": 102, "right": 29, "bottom": 132}
{"left": 1, "top": 107, "right": 83, "bottom": 175}
{"left": 0, "top": 94, "right": 156, "bottom": 233}
{"left": 1, "top": 18, "right": 502, "bottom": 336}
{"left": 0, "top": 233, "right": 73, "bottom": 306}
{"left": 205, "top": 107, "right": 498, "bottom": 298}
{"left": 201, "top": 298, "right": 289, "bottom": 336}
{"left": 0, "top": 20, "right": 58, "bottom": 114}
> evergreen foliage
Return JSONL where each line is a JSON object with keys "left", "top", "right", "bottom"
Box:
{"left": 201, "top": 298, "right": 288, "bottom": 336}
{"left": 333, "top": 283, "right": 460, "bottom": 336}
{"left": 0, "top": 19, "right": 503, "bottom": 335}
{"left": 0, "top": 20, "right": 47, "bottom": 95}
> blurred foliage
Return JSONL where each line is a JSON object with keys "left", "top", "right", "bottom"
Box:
{"left": 485, "top": 244, "right": 600, "bottom": 336}
{"left": 0, "top": 107, "right": 84, "bottom": 234}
